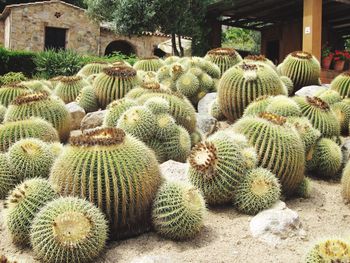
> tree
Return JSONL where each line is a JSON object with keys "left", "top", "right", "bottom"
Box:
{"left": 0, "top": 0, "right": 86, "bottom": 12}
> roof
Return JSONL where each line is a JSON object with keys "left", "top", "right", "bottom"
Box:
{"left": 0, "top": 0, "right": 85, "bottom": 20}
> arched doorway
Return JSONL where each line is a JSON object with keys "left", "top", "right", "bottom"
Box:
{"left": 153, "top": 47, "right": 166, "bottom": 58}
{"left": 105, "top": 40, "right": 136, "bottom": 56}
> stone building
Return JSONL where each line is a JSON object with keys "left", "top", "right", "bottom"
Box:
{"left": 0, "top": 0, "right": 171, "bottom": 57}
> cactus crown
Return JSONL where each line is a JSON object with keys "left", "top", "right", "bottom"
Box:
{"left": 291, "top": 51, "right": 312, "bottom": 60}
{"left": 342, "top": 72, "right": 350, "bottom": 77}
{"left": 12, "top": 92, "right": 48, "bottom": 105}
{"left": 59, "top": 76, "right": 82, "bottom": 83}
{"left": 239, "top": 63, "right": 259, "bottom": 71}
{"left": 316, "top": 239, "right": 350, "bottom": 260}
{"left": 103, "top": 66, "right": 137, "bottom": 77}
{"left": 259, "top": 112, "right": 287, "bottom": 125}
{"left": 70, "top": 128, "right": 125, "bottom": 146}
{"left": 245, "top": 55, "right": 268, "bottom": 61}
{"left": 142, "top": 82, "right": 161, "bottom": 90}
{"left": 250, "top": 177, "right": 273, "bottom": 196}
{"left": 52, "top": 211, "right": 93, "bottom": 247}
{"left": 207, "top": 48, "right": 238, "bottom": 57}
{"left": 189, "top": 141, "right": 218, "bottom": 176}
{"left": 171, "top": 64, "right": 184, "bottom": 73}
{"left": 4, "top": 182, "right": 28, "bottom": 209}
{"left": 1, "top": 83, "right": 27, "bottom": 89}
{"left": 306, "top": 96, "right": 330, "bottom": 110}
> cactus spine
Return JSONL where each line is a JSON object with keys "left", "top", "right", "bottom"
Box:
{"left": 204, "top": 48, "right": 243, "bottom": 76}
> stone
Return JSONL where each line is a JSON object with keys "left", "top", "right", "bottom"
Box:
{"left": 66, "top": 102, "right": 85, "bottom": 130}
{"left": 196, "top": 113, "right": 218, "bottom": 136}
{"left": 249, "top": 201, "right": 306, "bottom": 246}
{"left": 295, "top": 85, "right": 328, "bottom": 97}
{"left": 160, "top": 160, "right": 189, "bottom": 183}
{"left": 130, "top": 255, "right": 174, "bottom": 263}
{"left": 197, "top": 92, "right": 217, "bottom": 116}
{"left": 341, "top": 137, "right": 350, "bottom": 166}
{"left": 80, "top": 110, "right": 107, "bottom": 130}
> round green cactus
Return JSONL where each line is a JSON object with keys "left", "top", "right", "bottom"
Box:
{"left": 265, "top": 95, "right": 302, "bottom": 117}
{"left": 48, "top": 142, "right": 64, "bottom": 158}
{"left": 156, "top": 65, "right": 171, "bottom": 83}
{"left": 209, "top": 99, "right": 225, "bottom": 120}
{"left": 243, "top": 96, "right": 272, "bottom": 117}
{"left": 241, "top": 146, "right": 258, "bottom": 170}
{"left": 152, "top": 181, "right": 206, "bottom": 240}
{"left": 77, "top": 61, "right": 110, "bottom": 77}
{"left": 144, "top": 97, "right": 170, "bottom": 115}
{"left": 49, "top": 128, "right": 161, "bottom": 239}
{"left": 190, "top": 129, "right": 203, "bottom": 147}
{"left": 54, "top": 76, "right": 89, "bottom": 103}
{"left": 341, "top": 160, "right": 350, "bottom": 202}
{"left": 279, "top": 51, "right": 320, "bottom": 92}
{"left": 217, "top": 62, "right": 285, "bottom": 122}
{"left": 20, "top": 80, "right": 52, "bottom": 95}
{"left": 188, "top": 132, "right": 250, "bottom": 205}
{"left": 294, "top": 96, "right": 340, "bottom": 138}
{"left": 117, "top": 106, "right": 156, "bottom": 141}
{"left": 4, "top": 93, "right": 71, "bottom": 142}
{"left": 4, "top": 178, "right": 57, "bottom": 245}
{"left": 147, "top": 138, "right": 168, "bottom": 163}
{"left": 287, "top": 117, "right": 321, "bottom": 157}
{"left": 198, "top": 72, "right": 215, "bottom": 92}
{"left": 30, "top": 197, "right": 108, "bottom": 263}
{"left": 304, "top": 239, "right": 350, "bottom": 263}
{"left": 0, "top": 104, "right": 6, "bottom": 123}
{"left": 280, "top": 76, "right": 294, "bottom": 96}
{"left": 169, "top": 63, "right": 186, "bottom": 81}
{"left": 164, "top": 56, "right": 180, "bottom": 65}
{"left": 244, "top": 55, "right": 276, "bottom": 71}
{"left": 0, "top": 118, "right": 59, "bottom": 152}
{"left": 49, "top": 76, "right": 64, "bottom": 89}
{"left": 234, "top": 168, "right": 281, "bottom": 215}
{"left": 307, "top": 138, "right": 342, "bottom": 179}
{"left": 202, "top": 60, "right": 221, "bottom": 79}
{"left": 232, "top": 113, "right": 305, "bottom": 195}
{"left": 315, "top": 89, "right": 342, "bottom": 105}
{"left": 154, "top": 114, "right": 178, "bottom": 140}
{"left": 331, "top": 101, "right": 350, "bottom": 134}
{"left": 103, "top": 98, "right": 137, "bottom": 127}
{"left": 163, "top": 125, "right": 191, "bottom": 163}
{"left": 0, "top": 83, "right": 30, "bottom": 107}
{"left": 204, "top": 48, "right": 243, "bottom": 76}
{"left": 93, "top": 66, "right": 139, "bottom": 109}
{"left": 76, "top": 85, "right": 99, "bottom": 113}
{"left": 8, "top": 138, "right": 55, "bottom": 180}
{"left": 0, "top": 153, "right": 18, "bottom": 199}
{"left": 296, "top": 177, "right": 312, "bottom": 198}
{"left": 330, "top": 72, "right": 350, "bottom": 98}
{"left": 176, "top": 72, "right": 200, "bottom": 98}
{"left": 133, "top": 57, "right": 164, "bottom": 72}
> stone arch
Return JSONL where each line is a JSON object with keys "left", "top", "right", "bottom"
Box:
{"left": 104, "top": 40, "right": 136, "bottom": 56}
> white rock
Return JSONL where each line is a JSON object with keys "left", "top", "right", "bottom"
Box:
{"left": 196, "top": 113, "right": 217, "bottom": 136}
{"left": 130, "top": 255, "right": 174, "bottom": 263}
{"left": 249, "top": 201, "right": 305, "bottom": 246}
{"left": 80, "top": 110, "right": 107, "bottom": 130}
{"left": 66, "top": 102, "right": 85, "bottom": 131}
{"left": 197, "top": 92, "right": 217, "bottom": 116}
{"left": 341, "top": 137, "right": 350, "bottom": 166}
{"left": 160, "top": 160, "right": 189, "bottom": 183}
{"left": 295, "top": 85, "right": 327, "bottom": 97}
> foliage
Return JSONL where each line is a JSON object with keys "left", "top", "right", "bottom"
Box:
{"left": 322, "top": 44, "right": 333, "bottom": 58}
{"left": 0, "top": 0, "right": 86, "bottom": 12}
{"left": 0, "top": 47, "right": 36, "bottom": 76}
{"left": 222, "top": 27, "right": 261, "bottom": 53}
{"left": 0, "top": 72, "right": 27, "bottom": 86}
{"left": 333, "top": 50, "right": 350, "bottom": 62}
{"left": 346, "top": 38, "right": 350, "bottom": 51}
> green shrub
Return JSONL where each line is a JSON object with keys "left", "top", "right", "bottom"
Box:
{"left": 0, "top": 47, "right": 36, "bottom": 76}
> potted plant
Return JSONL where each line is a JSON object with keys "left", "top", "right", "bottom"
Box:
{"left": 321, "top": 45, "right": 333, "bottom": 70}
{"left": 333, "top": 50, "right": 350, "bottom": 71}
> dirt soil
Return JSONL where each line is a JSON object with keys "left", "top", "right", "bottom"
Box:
{"left": 1, "top": 178, "right": 349, "bottom": 263}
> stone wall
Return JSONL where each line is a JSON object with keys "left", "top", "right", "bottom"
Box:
{"left": 100, "top": 29, "right": 170, "bottom": 57}
{"left": 8, "top": 2, "right": 100, "bottom": 54}
{"left": 0, "top": 20, "right": 4, "bottom": 45}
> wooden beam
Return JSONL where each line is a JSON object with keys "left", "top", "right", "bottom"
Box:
{"left": 302, "top": 0, "right": 322, "bottom": 61}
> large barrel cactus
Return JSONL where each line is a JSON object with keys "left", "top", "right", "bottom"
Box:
{"left": 76, "top": 85, "right": 100, "bottom": 113}
{"left": 77, "top": 61, "right": 110, "bottom": 77}
{"left": 93, "top": 66, "right": 139, "bottom": 109}
{"left": 217, "top": 62, "right": 285, "bottom": 122}
{"left": 232, "top": 113, "right": 305, "bottom": 195}
{"left": 0, "top": 83, "right": 30, "bottom": 107}
{"left": 49, "top": 128, "right": 162, "bottom": 240}
{"left": 244, "top": 55, "right": 276, "bottom": 71}
{"left": 5, "top": 93, "right": 71, "bottom": 142}
{"left": 330, "top": 72, "right": 350, "bottom": 99}
{"left": 278, "top": 51, "right": 320, "bottom": 92}
{"left": 204, "top": 48, "right": 242, "bottom": 76}
{"left": 133, "top": 57, "right": 164, "bottom": 72}
{"left": 55, "top": 76, "right": 89, "bottom": 103}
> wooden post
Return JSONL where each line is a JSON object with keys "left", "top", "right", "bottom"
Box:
{"left": 302, "top": 0, "right": 322, "bottom": 61}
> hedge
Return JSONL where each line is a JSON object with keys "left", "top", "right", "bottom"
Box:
{"left": 0, "top": 47, "right": 36, "bottom": 77}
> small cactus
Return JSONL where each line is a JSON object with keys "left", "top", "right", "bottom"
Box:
{"left": 55, "top": 76, "right": 90, "bottom": 103}
{"left": 152, "top": 181, "right": 206, "bottom": 240}
{"left": 176, "top": 72, "right": 200, "bottom": 98}
{"left": 164, "top": 125, "right": 191, "bottom": 163}
{"left": 133, "top": 57, "right": 164, "bottom": 72}
{"left": 77, "top": 61, "right": 110, "bottom": 77}
{"left": 154, "top": 114, "right": 178, "bottom": 140}
{"left": 144, "top": 97, "right": 170, "bottom": 115}
{"left": 280, "top": 76, "right": 294, "bottom": 96}
{"left": 330, "top": 72, "right": 350, "bottom": 99}
{"left": 103, "top": 98, "right": 138, "bottom": 127}
{"left": 204, "top": 48, "right": 242, "bottom": 76}
{"left": 0, "top": 153, "right": 18, "bottom": 199}
{"left": 76, "top": 85, "right": 100, "bottom": 113}
{"left": 341, "top": 160, "right": 350, "bottom": 202}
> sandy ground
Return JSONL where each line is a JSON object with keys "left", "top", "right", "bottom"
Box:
{"left": 1, "top": 178, "right": 349, "bottom": 263}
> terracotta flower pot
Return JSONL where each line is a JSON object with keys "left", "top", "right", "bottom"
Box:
{"left": 334, "top": 60, "right": 345, "bottom": 71}
{"left": 322, "top": 56, "right": 333, "bottom": 70}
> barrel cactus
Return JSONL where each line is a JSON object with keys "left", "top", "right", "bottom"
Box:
{"left": 93, "top": 66, "right": 139, "bottom": 109}
{"left": 77, "top": 61, "right": 110, "bottom": 77}
{"left": 278, "top": 51, "right": 320, "bottom": 92}
{"left": 4, "top": 178, "right": 57, "bottom": 245}
{"left": 103, "top": 98, "right": 138, "bottom": 127}
{"left": 55, "top": 76, "right": 89, "bottom": 103}
{"left": 152, "top": 181, "right": 206, "bottom": 240}
{"left": 8, "top": 138, "right": 55, "bottom": 180}
{"left": 30, "top": 197, "right": 108, "bottom": 263}
{"left": 315, "top": 89, "right": 342, "bottom": 105}
{"left": 280, "top": 76, "right": 294, "bottom": 95}
{"left": 0, "top": 104, "right": 6, "bottom": 123}
{"left": 217, "top": 62, "right": 285, "bottom": 122}
{"left": 265, "top": 95, "right": 302, "bottom": 117}
{"left": 5, "top": 93, "right": 71, "bottom": 142}
{"left": 244, "top": 55, "right": 276, "bottom": 71}
{"left": 0, "top": 153, "right": 18, "bottom": 199}
{"left": 330, "top": 72, "right": 350, "bottom": 98}
{"left": 20, "top": 80, "right": 52, "bottom": 95}
{"left": 243, "top": 96, "right": 272, "bottom": 117}
{"left": 232, "top": 113, "right": 305, "bottom": 195}
{"left": 176, "top": 72, "right": 200, "bottom": 98}
{"left": 144, "top": 97, "right": 170, "bottom": 115}
{"left": 0, "top": 83, "right": 30, "bottom": 107}
{"left": 76, "top": 85, "right": 99, "bottom": 113}
{"left": 188, "top": 132, "right": 250, "bottom": 205}
{"left": 49, "top": 128, "right": 161, "bottom": 239}
{"left": 234, "top": 168, "right": 281, "bottom": 215}
{"left": 304, "top": 238, "right": 350, "bottom": 263}
{"left": 294, "top": 96, "right": 340, "bottom": 138}
{"left": 209, "top": 99, "right": 225, "bottom": 120}
{"left": 163, "top": 125, "right": 191, "bottom": 163}
{"left": 204, "top": 48, "right": 242, "bottom": 76}
{"left": 0, "top": 118, "right": 59, "bottom": 152}
{"left": 133, "top": 57, "right": 164, "bottom": 72}
{"left": 331, "top": 101, "right": 350, "bottom": 134}
{"left": 49, "top": 76, "right": 64, "bottom": 89}
{"left": 341, "top": 160, "right": 350, "bottom": 202}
